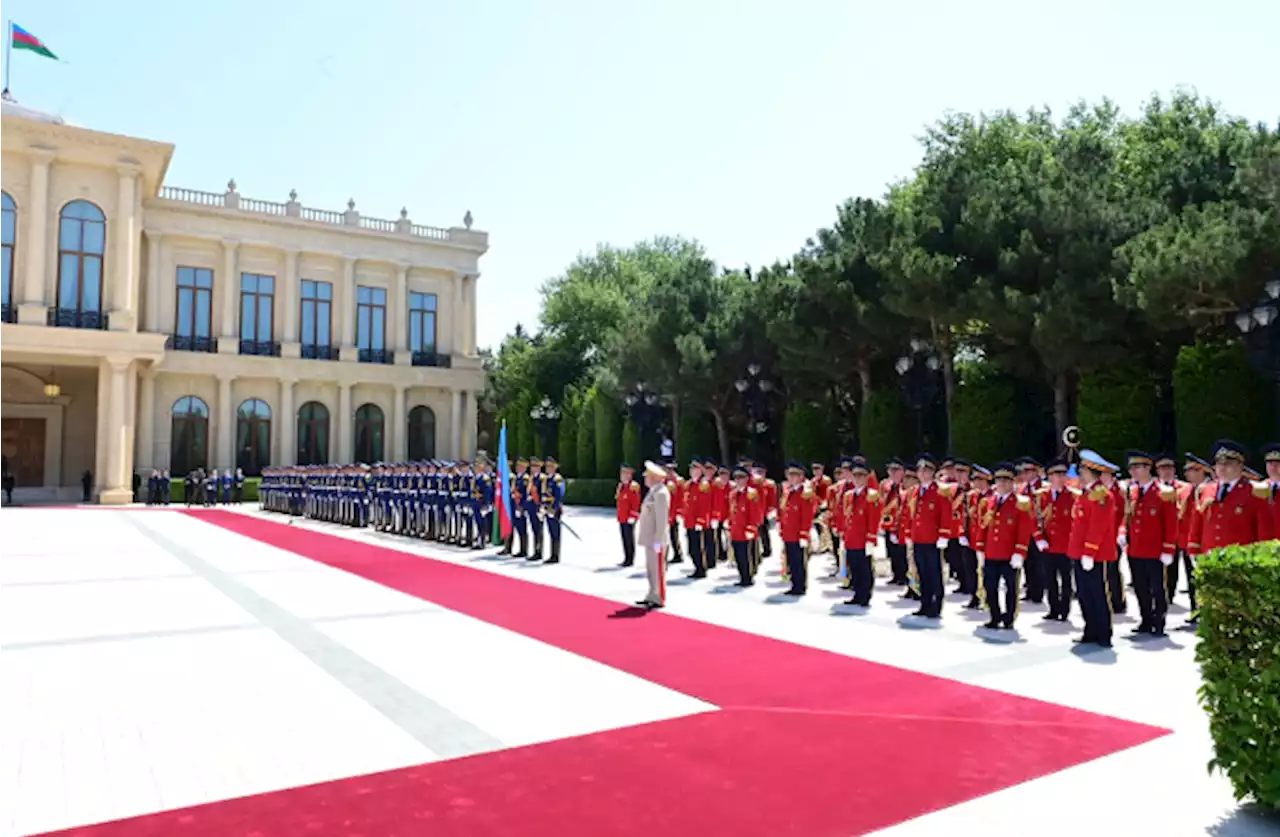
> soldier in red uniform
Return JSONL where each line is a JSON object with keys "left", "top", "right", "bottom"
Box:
{"left": 829, "top": 459, "right": 850, "bottom": 578}
{"left": 1068, "top": 450, "right": 1123, "bottom": 648}
{"left": 907, "top": 454, "right": 955, "bottom": 619}
{"left": 1155, "top": 454, "right": 1188, "bottom": 605}
{"left": 615, "top": 463, "right": 642, "bottom": 567}
{"left": 727, "top": 466, "right": 762, "bottom": 587}
{"left": 1262, "top": 444, "right": 1280, "bottom": 536}
{"left": 1036, "top": 458, "right": 1079, "bottom": 621}
{"left": 664, "top": 460, "right": 685, "bottom": 564}
{"left": 748, "top": 460, "right": 778, "bottom": 566}
{"left": 1177, "top": 454, "right": 1213, "bottom": 625}
{"left": 1015, "top": 457, "right": 1047, "bottom": 604}
{"left": 809, "top": 461, "right": 834, "bottom": 560}
{"left": 779, "top": 462, "right": 817, "bottom": 596}
{"left": 898, "top": 463, "right": 922, "bottom": 601}
{"left": 707, "top": 463, "right": 730, "bottom": 569}
{"left": 974, "top": 462, "right": 1037, "bottom": 629}
{"left": 679, "top": 459, "right": 709, "bottom": 578}
{"left": 840, "top": 456, "right": 881, "bottom": 606}
{"left": 881, "top": 457, "right": 909, "bottom": 585}
{"left": 1189, "top": 439, "right": 1274, "bottom": 553}
{"left": 964, "top": 465, "right": 993, "bottom": 609}
{"left": 1118, "top": 451, "right": 1179, "bottom": 637}
{"left": 949, "top": 459, "right": 974, "bottom": 596}
{"left": 1103, "top": 468, "right": 1129, "bottom": 615}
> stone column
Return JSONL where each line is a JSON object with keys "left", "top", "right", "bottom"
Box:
{"left": 110, "top": 167, "right": 139, "bottom": 332}
{"left": 279, "top": 378, "right": 296, "bottom": 466}
{"left": 452, "top": 273, "right": 464, "bottom": 356}
{"left": 144, "top": 230, "right": 163, "bottom": 333}
{"left": 393, "top": 263, "right": 409, "bottom": 364}
{"left": 218, "top": 240, "right": 240, "bottom": 353}
{"left": 339, "top": 256, "right": 357, "bottom": 358}
{"left": 450, "top": 389, "right": 463, "bottom": 460}
{"left": 281, "top": 248, "right": 300, "bottom": 356}
{"left": 99, "top": 358, "right": 135, "bottom": 504}
{"left": 136, "top": 367, "right": 157, "bottom": 473}
{"left": 217, "top": 374, "right": 234, "bottom": 469}
{"left": 338, "top": 383, "right": 353, "bottom": 463}
{"left": 463, "top": 389, "right": 476, "bottom": 459}
{"left": 17, "top": 148, "right": 54, "bottom": 325}
{"left": 464, "top": 274, "right": 478, "bottom": 356}
{"left": 392, "top": 384, "right": 407, "bottom": 461}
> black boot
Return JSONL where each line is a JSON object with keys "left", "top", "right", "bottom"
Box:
{"left": 545, "top": 540, "right": 561, "bottom": 564}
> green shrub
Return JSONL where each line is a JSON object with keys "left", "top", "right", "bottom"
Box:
{"left": 676, "top": 407, "right": 715, "bottom": 465}
{"left": 557, "top": 397, "right": 580, "bottom": 477}
{"left": 1175, "top": 339, "right": 1271, "bottom": 460}
{"left": 166, "top": 477, "right": 260, "bottom": 504}
{"left": 1076, "top": 361, "right": 1162, "bottom": 465}
{"left": 564, "top": 478, "right": 617, "bottom": 507}
{"left": 622, "top": 418, "right": 642, "bottom": 467}
{"left": 576, "top": 387, "right": 598, "bottom": 478}
{"left": 1196, "top": 539, "right": 1280, "bottom": 810}
{"left": 950, "top": 365, "right": 1021, "bottom": 467}
{"left": 859, "top": 389, "right": 908, "bottom": 470}
{"left": 593, "top": 391, "right": 622, "bottom": 476}
{"left": 783, "top": 401, "right": 835, "bottom": 467}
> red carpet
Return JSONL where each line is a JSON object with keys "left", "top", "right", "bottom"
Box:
{"left": 39, "top": 511, "right": 1170, "bottom": 837}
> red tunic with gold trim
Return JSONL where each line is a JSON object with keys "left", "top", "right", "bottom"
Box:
{"left": 615, "top": 480, "right": 641, "bottom": 524}
{"left": 1188, "top": 479, "right": 1273, "bottom": 553}
{"left": 840, "top": 486, "right": 881, "bottom": 551}
{"left": 728, "top": 484, "right": 762, "bottom": 541}
{"left": 1119, "top": 481, "right": 1179, "bottom": 559}
{"left": 974, "top": 492, "right": 1036, "bottom": 560}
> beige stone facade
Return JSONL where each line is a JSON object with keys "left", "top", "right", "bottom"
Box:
{"left": 1, "top": 99, "right": 487, "bottom": 503}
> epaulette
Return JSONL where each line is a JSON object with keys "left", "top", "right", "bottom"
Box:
{"left": 699, "top": 482, "right": 709, "bottom": 492}
{"left": 1158, "top": 484, "right": 1176, "bottom": 502}
{"left": 1034, "top": 485, "right": 1050, "bottom": 495}
{"left": 1089, "top": 485, "right": 1109, "bottom": 503}
{"left": 1068, "top": 486, "right": 1082, "bottom": 496}
{"left": 1015, "top": 494, "right": 1032, "bottom": 511}
{"left": 630, "top": 482, "right": 640, "bottom": 493}
{"left": 1252, "top": 480, "right": 1271, "bottom": 500}
{"left": 554, "top": 474, "right": 564, "bottom": 483}
{"left": 747, "top": 487, "right": 758, "bottom": 499}
{"left": 803, "top": 486, "right": 814, "bottom": 499}
{"left": 867, "top": 488, "right": 879, "bottom": 501}
{"left": 937, "top": 483, "right": 955, "bottom": 497}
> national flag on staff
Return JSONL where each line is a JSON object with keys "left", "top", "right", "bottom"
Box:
{"left": 495, "top": 422, "right": 514, "bottom": 542}
{"left": 10, "top": 24, "right": 58, "bottom": 60}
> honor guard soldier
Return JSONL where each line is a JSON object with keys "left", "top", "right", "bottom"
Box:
{"left": 939, "top": 457, "right": 962, "bottom": 584}
{"left": 898, "top": 462, "right": 922, "bottom": 601}
{"left": 473, "top": 457, "right": 494, "bottom": 549}
{"left": 1188, "top": 439, "right": 1274, "bottom": 553}
{"left": 748, "top": 460, "right": 778, "bottom": 567}
{"left": 525, "top": 458, "right": 545, "bottom": 559}
{"left": 1155, "top": 453, "right": 1189, "bottom": 602}
{"left": 1037, "top": 458, "right": 1079, "bottom": 621}
{"left": 1014, "top": 457, "right": 1046, "bottom": 604}
{"left": 779, "top": 462, "right": 817, "bottom": 596}
{"left": 881, "top": 457, "right": 909, "bottom": 585}
{"left": 680, "top": 459, "right": 709, "bottom": 578}
{"left": 1177, "top": 454, "right": 1213, "bottom": 623}
{"left": 727, "top": 466, "right": 762, "bottom": 586}
{"left": 908, "top": 455, "right": 954, "bottom": 619}
{"left": 974, "top": 462, "right": 1036, "bottom": 629}
{"left": 840, "top": 456, "right": 881, "bottom": 606}
{"left": 1119, "top": 450, "right": 1179, "bottom": 636}
{"left": 1262, "top": 443, "right": 1280, "bottom": 535}
{"left": 664, "top": 460, "right": 685, "bottom": 564}
{"left": 810, "top": 461, "right": 834, "bottom": 558}
{"left": 951, "top": 459, "right": 975, "bottom": 596}
{"left": 1100, "top": 464, "right": 1128, "bottom": 614}
{"left": 965, "top": 465, "right": 993, "bottom": 609}
{"left": 615, "top": 463, "right": 641, "bottom": 567}
{"left": 829, "top": 459, "right": 851, "bottom": 575}
{"left": 712, "top": 464, "right": 731, "bottom": 565}
{"left": 540, "top": 457, "right": 566, "bottom": 564}
{"left": 501, "top": 458, "right": 529, "bottom": 556}
{"left": 1068, "top": 450, "right": 1123, "bottom": 648}
{"left": 699, "top": 460, "right": 720, "bottom": 568}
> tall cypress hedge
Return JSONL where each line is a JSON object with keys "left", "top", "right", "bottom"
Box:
{"left": 950, "top": 364, "right": 1021, "bottom": 467}
{"left": 1174, "top": 339, "right": 1272, "bottom": 460}
{"left": 783, "top": 401, "right": 835, "bottom": 467}
{"left": 557, "top": 396, "right": 580, "bottom": 477}
{"left": 576, "top": 387, "right": 598, "bottom": 478}
{"left": 859, "top": 389, "right": 908, "bottom": 470}
{"left": 593, "top": 391, "right": 622, "bottom": 476}
{"left": 622, "top": 418, "right": 642, "bottom": 468}
{"left": 1076, "top": 361, "right": 1162, "bottom": 464}
{"left": 676, "top": 407, "right": 716, "bottom": 465}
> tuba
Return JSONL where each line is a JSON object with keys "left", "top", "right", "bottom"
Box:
{"left": 1062, "top": 425, "right": 1081, "bottom": 462}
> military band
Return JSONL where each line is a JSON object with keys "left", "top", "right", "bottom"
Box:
{"left": 258, "top": 435, "right": 1276, "bottom": 649}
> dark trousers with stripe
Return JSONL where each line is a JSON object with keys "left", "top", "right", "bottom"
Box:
{"left": 914, "top": 543, "right": 944, "bottom": 617}
{"left": 732, "top": 540, "right": 753, "bottom": 585}
{"left": 619, "top": 522, "right": 635, "bottom": 565}
{"left": 1130, "top": 556, "right": 1167, "bottom": 631}
{"left": 1074, "top": 560, "right": 1112, "bottom": 645}
{"left": 686, "top": 528, "right": 705, "bottom": 574}
{"left": 887, "top": 540, "right": 908, "bottom": 582}
{"left": 784, "top": 541, "right": 808, "bottom": 594}
{"left": 983, "top": 560, "right": 1019, "bottom": 625}
{"left": 1044, "top": 552, "right": 1074, "bottom": 618}
{"left": 845, "top": 548, "right": 872, "bottom": 604}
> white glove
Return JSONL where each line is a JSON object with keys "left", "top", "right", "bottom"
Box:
{"left": 800, "top": 537, "right": 809, "bottom": 546}
{"left": 1036, "top": 539, "right": 1048, "bottom": 552}
{"left": 747, "top": 533, "right": 757, "bottom": 541}
{"left": 936, "top": 538, "right": 948, "bottom": 550}
{"left": 695, "top": 525, "right": 703, "bottom": 532}
{"left": 889, "top": 533, "right": 898, "bottom": 544}
{"left": 959, "top": 536, "right": 970, "bottom": 547}
{"left": 1160, "top": 553, "right": 1174, "bottom": 566}
{"left": 1011, "top": 554, "right": 1024, "bottom": 570}
{"left": 1117, "top": 534, "right": 1127, "bottom": 549}
{"left": 905, "top": 539, "right": 915, "bottom": 547}
{"left": 976, "top": 551, "right": 985, "bottom": 562}
{"left": 1081, "top": 557, "right": 1095, "bottom": 572}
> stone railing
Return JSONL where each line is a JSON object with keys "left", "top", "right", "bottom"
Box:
{"left": 154, "top": 181, "right": 486, "bottom": 248}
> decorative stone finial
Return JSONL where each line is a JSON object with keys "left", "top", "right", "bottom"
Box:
{"left": 400, "top": 207, "right": 408, "bottom": 219}
{"left": 227, "top": 179, "right": 238, "bottom": 192}
{"left": 289, "top": 189, "right": 298, "bottom": 201}
{"left": 347, "top": 198, "right": 356, "bottom": 211}
{"left": 463, "top": 210, "right": 473, "bottom": 230}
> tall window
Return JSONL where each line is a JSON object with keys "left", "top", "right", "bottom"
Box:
{"left": 408, "top": 292, "right": 437, "bottom": 354}
{"left": 2, "top": 192, "right": 16, "bottom": 320}
{"left": 299, "top": 279, "right": 333, "bottom": 358}
{"left": 236, "top": 398, "right": 272, "bottom": 476}
{"left": 356, "top": 285, "right": 387, "bottom": 361}
{"left": 239, "top": 273, "right": 275, "bottom": 351}
{"left": 170, "top": 396, "right": 209, "bottom": 475}
{"left": 407, "top": 405, "right": 437, "bottom": 461}
{"left": 57, "top": 200, "right": 106, "bottom": 326}
{"left": 354, "top": 403, "right": 385, "bottom": 463}
{"left": 174, "top": 267, "right": 214, "bottom": 350}
{"left": 297, "top": 401, "right": 330, "bottom": 466}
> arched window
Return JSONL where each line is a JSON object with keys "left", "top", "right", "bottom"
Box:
{"left": 407, "top": 405, "right": 436, "bottom": 461}
{"left": 354, "top": 403, "right": 385, "bottom": 464}
{"left": 296, "top": 401, "right": 330, "bottom": 466}
{"left": 56, "top": 200, "right": 106, "bottom": 328}
{"left": 236, "top": 399, "right": 272, "bottom": 476}
{"left": 2, "top": 192, "right": 16, "bottom": 321}
{"left": 170, "top": 396, "right": 209, "bottom": 475}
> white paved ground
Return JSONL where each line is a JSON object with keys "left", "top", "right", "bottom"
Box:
{"left": 1, "top": 505, "right": 1277, "bottom": 836}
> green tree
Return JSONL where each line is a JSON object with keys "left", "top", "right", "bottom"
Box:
{"left": 622, "top": 419, "right": 642, "bottom": 468}
{"left": 1174, "top": 339, "right": 1272, "bottom": 458}
{"left": 593, "top": 390, "right": 622, "bottom": 477}
{"left": 1076, "top": 361, "right": 1163, "bottom": 464}
{"left": 576, "top": 387, "right": 598, "bottom": 478}
{"left": 950, "top": 363, "right": 1022, "bottom": 466}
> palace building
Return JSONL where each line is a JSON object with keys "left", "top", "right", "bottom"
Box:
{"left": 0, "top": 97, "right": 488, "bottom": 503}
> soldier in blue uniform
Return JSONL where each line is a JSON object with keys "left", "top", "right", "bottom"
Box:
{"left": 525, "top": 458, "right": 545, "bottom": 560}
{"left": 500, "top": 457, "right": 530, "bottom": 556}
{"left": 541, "top": 456, "right": 566, "bottom": 564}
{"left": 468, "top": 457, "right": 488, "bottom": 548}
{"left": 424, "top": 461, "right": 440, "bottom": 540}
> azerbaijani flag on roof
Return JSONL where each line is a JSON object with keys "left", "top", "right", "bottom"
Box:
{"left": 12, "top": 24, "right": 58, "bottom": 60}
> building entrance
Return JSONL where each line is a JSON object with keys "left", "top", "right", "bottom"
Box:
{"left": 1, "top": 417, "right": 47, "bottom": 486}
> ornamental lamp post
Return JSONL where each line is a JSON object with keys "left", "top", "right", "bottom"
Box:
{"left": 624, "top": 381, "right": 663, "bottom": 458}
{"left": 529, "top": 396, "right": 561, "bottom": 456}
{"left": 735, "top": 363, "right": 773, "bottom": 459}
{"left": 1234, "top": 278, "right": 1280, "bottom": 437}
{"left": 895, "top": 342, "right": 941, "bottom": 454}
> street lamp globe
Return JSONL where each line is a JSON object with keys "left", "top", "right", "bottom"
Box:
{"left": 735, "top": 378, "right": 749, "bottom": 392}
{"left": 909, "top": 338, "right": 926, "bottom": 354}
{"left": 895, "top": 356, "right": 911, "bottom": 376}
{"left": 758, "top": 379, "right": 773, "bottom": 392}
{"left": 747, "top": 362, "right": 762, "bottom": 377}
{"left": 1235, "top": 311, "right": 1255, "bottom": 333}
{"left": 925, "top": 355, "right": 941, "bottom": 371}
{"left": 1256, "top": 305, "right": 1277, "bottom": 328}
{"left": 644, "top": 393, "right": 658, "bottom": 405}
{"left": 1266, "top": 279, "right": 1280, "bottom": 300}
{"left": 624, "top": 393, "right": 638, "bottom": 407}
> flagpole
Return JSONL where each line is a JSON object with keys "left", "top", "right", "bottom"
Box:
{"left": 4, "top": 20, "right": 12, "bottom": 95}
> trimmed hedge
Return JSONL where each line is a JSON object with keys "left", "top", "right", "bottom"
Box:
{"left": 164, "top": 477, "right": 261, "bottom": 504}
{"left": 576, "top": 387, "right": 597, "bottom": 478}
{"left": 622, "top": 418, "right": 642, "bottom": 468}
{"left": 950, "top": 365, "right": 1021, "bottom": 467}
{"left": 783, "top": 401, "right": 834, "bottom": 468}
{"left": 593, "top": 391, "right": 622, "bottom": 476}
{"left": 557, "top": 397, "right": 580, "bottom": 477}
{"left": 1076, "top": 361, "right": 1162, "bottom": 465}
{"left": 1175, "top": 339, "right": 1271, "bottom": 460}
{"left": 1196, "top": 539, "right": 1280, "bottom": 810}
{"left": 676, "top": 408, "right": 716, "bottom": 465}
{"left": 564, "top": 478, "right": 617, "bottom": 508}
{"left": 859, "top": 389, "right": 908, "bottom": 470}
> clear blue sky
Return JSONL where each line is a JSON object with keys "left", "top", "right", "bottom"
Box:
{"left": 5, "top": 1, "right": 1277, "bottom": 351}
